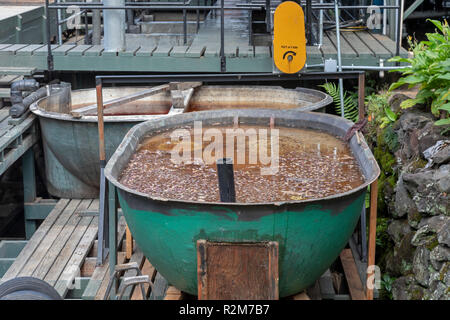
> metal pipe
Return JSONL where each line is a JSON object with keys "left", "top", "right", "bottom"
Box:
{"left": 220, "top": 0, "right": 225, "bottom": 72}
{"left": 395, "top": 0, "right": 404, "bottom": 58}
{"left": 383, "top": 0, "right": 387, "bottom": 35}
{"left": 334, "top": 0, "right": 345, "bottom": 118}
{"left": 183, "top": 0, "right": 187, "bottom": 45}
{"left": 103, "top": 0, "right": 126, "bottom": 52}
{"left": 84, "top": 10, "right": 89, "bottom": 44}
{"left": 56, "top": 0, "right": 63, "bottom": 45}
{"left": 45, "top": 0, "right": 53, "bottom": 72}
{"left": 92, "top": 0, "right": 101, "bottom": 45}
{"left": 319, "top": 0, "right": 323, "bottom": 46}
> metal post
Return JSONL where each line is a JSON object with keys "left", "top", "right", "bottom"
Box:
{"left": 96, "top": 78, "right": 109, "bottom": 265}
{"left": 319, "top": 0, "right": 323, "bottom": 46}
{"left": 395, "top": 0, "right": 404, "bottom": 58}
{"left": 306, "top": 0, "right": 312, "bottom": 44}
{"left": 104, "top": 0, "right": 126, "bottom": 52}
{"left": 358, "top": 72, "right": 365, "bottom": 121}
{"left": 56, "top": 0, "right": 63, "bottom": 45}
{"left": 197, "top": 8, "right": 200, "bottom": 33}
{"left": 216, "top": 158, "right": 236, "bottom": 203}
{"left": 183, "top": 0, "right": 187, "bottom": 45}
{"left": 334, "top": 0, "right": 345, "bottom": 118}
{"left": 22, "top": 148, "right": 37, "bottom": 239}
{"left": 382, "top": 0, "right": 387, "bottom": 35}
{"left": 45, "top": 0, "right": 54, "bottom": 72}
{"left": 92, "top": 0, "right": 101, "bottom": 45}
{"left": 265, "top": 0, "right": 271, "bottom": 33}
{"left": 220, "top": 0, "right": 225, "bottom": 72}
{"left": 84, "top": 10, "right": 89, "bottom": 44}
{"left": 108, "top": 181, "right": 118, "bottom": 298}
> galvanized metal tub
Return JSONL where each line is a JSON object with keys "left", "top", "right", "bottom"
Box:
{"left": 30, "top": 85, "right": 331, "bottom": 198}
{"left": 105, "top": 109, "right": 380, "bottom": 297}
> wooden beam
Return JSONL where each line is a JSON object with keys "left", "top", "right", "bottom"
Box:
{"left": 340, "top": 249, "right": 366, "bottom": 300}
{"left": 366, "top": 180, "right": 378, "bottom": 300}
{"left": 125, "top": 226, "right": 133, "bottom": 260}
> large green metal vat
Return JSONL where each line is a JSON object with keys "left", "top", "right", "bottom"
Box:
{"left": 31, "top": 85, "right": 331, "bottom": 198}
{"left": 105, "top": 109, "right": 380, "bottom": 297}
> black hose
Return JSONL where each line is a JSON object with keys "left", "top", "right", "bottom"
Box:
{"left": 9, "top": 79, "right": 60, "bottom": 118}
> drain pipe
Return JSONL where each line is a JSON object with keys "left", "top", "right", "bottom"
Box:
{"left": 104, "top": 0, "right": 126, "bottom": 52}
{"left": 9, "top": 79, "right": 46, "bottom": 118}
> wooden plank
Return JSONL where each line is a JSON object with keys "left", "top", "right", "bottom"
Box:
{"left": 327, "top": 32, "right": 357, "bottom": 58}
{"left": 366, "top": 180, "right": 378, "bottom": 300}
{"left": 185, "top": 45, "right": 206, "bottom": 58}
{"left": 170, "top": 46, "right": 189, "bottom": 57}
{"left": 131, "top": 258, "right": 156, "bottom": 300}
{"left": 164, "top": 286, "right": 182, "bottom": 300}
{"left": 0, "top": 44, "right": 28, "bottom": 56}
{"left": 0, "top": 75, "right": 20, "bottom": 85}
{"left": 135, "top": 46, "right": 157, "bottom": 57}
{"left": 291, "top": 291, "right": 311, "bottom": 300}
{"left": 18, "top": 199, "right": 84, "bottom": 278}
{"left": 152, "top": 45, "right": 173, "bottom": 57}
{"left": 197, "top": 240, "right": 278, "bottom": 300}
{"left": 340, "top": 249, "right": 366, "bottom": 300}
{"left": 44, "top": 208, "right": 94, "bottom": 287}
{"left": 125, "top": 226, "right": 133, "bottom": 259}
{"left": 320, "top": 34, "right": 337, "bottom": 57}
{"left": 0, "top": 108, "right": 10, "bottom": 122}
{"left": 354, "top": 31, "right": 391, "bottom": 58}
{"left": 54, "top": 202, "right": 100, "bottom": 298}
{"left": 15, "top": 44, "right": 45, "bottom": 56}
{"left": 80, "top": 257, "right": 97, "bottom": 277}
{"left": 31, "top": 200, "right": 93, "bottom": 280}
{"left": 67, "top": 45, "right": 93, "bottom": 56}
{"left": 84, "top": 45, "right": 104, "bottom": 56}
{"left": 52, "top": 45, "right": 77, "bottom": 56}
{"left": 0, "top": 199, "right": 70, "bottom": 282}
{"left": 33, "top": 45, "right": 61, "bottom": 56}
{"left": 81, "top": 216, "right": 127, "bottom": 300}
{"left": 371, "top": 33, "right": 408, "bottom": 56}
{"left": 0, "top": 44, "right": 12, "bottom": 51}
{"left": 94, "top": 252, "right": 127, "bottom": 300}
{"left": 119, "top": 46, "right": 141, "bottom": 57}
{"left": 341, "top": 32, "right": 374, "bottom": 58}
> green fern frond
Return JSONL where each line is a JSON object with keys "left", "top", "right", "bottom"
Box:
{"left": 319, "top": 82, "right": 359, "bottom": 122}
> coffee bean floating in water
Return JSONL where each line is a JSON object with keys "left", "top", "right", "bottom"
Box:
{"left": 119, "top": 125, "right": 365, "bottom": 203}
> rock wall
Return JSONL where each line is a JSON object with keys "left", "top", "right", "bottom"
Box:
{"left": 382, "top": 105, "right": 449, "bottom": 300}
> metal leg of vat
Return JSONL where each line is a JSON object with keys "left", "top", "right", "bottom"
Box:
{"left": 22, "top": 148, "right": 36, "bottom": 239}
{"left": 108, "top": 181, "right": 119, "bottom": 298}
{"left": 96, "top": 79, "right": 110, "bottom": 266}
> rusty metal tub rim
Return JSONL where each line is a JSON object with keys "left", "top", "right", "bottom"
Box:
{"left": 105, "top": 109, "right": 380, "bottom": 207}
{"left": 30, "top": 85, "right": 332, "bottom": 123}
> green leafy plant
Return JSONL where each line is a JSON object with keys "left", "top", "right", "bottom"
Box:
{"left": 380, "top": 274, "right": 395, "bottom": 300}
{"left": 388, "top": 19, "right": 450, "bottom": 127}
{"left": 319, "top": 82, "right": 359, "bottom": 122}
{"left": 366, "top": 92, "right": 397, "bottom": 129}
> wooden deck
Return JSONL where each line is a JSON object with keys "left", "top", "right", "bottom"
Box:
{"left": 0, "top": 0, "right": 408, "bottom": 73}
{"left": 0, "top": 199, "right": 368, "bottom": 300}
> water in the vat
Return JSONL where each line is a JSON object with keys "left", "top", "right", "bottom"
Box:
{"left": 119, "top": 125, "right": 365, "bottom": 203}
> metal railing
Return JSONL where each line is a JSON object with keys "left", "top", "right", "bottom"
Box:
{"left": 44, "top": 0, "right": 265, "bottom": 72}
